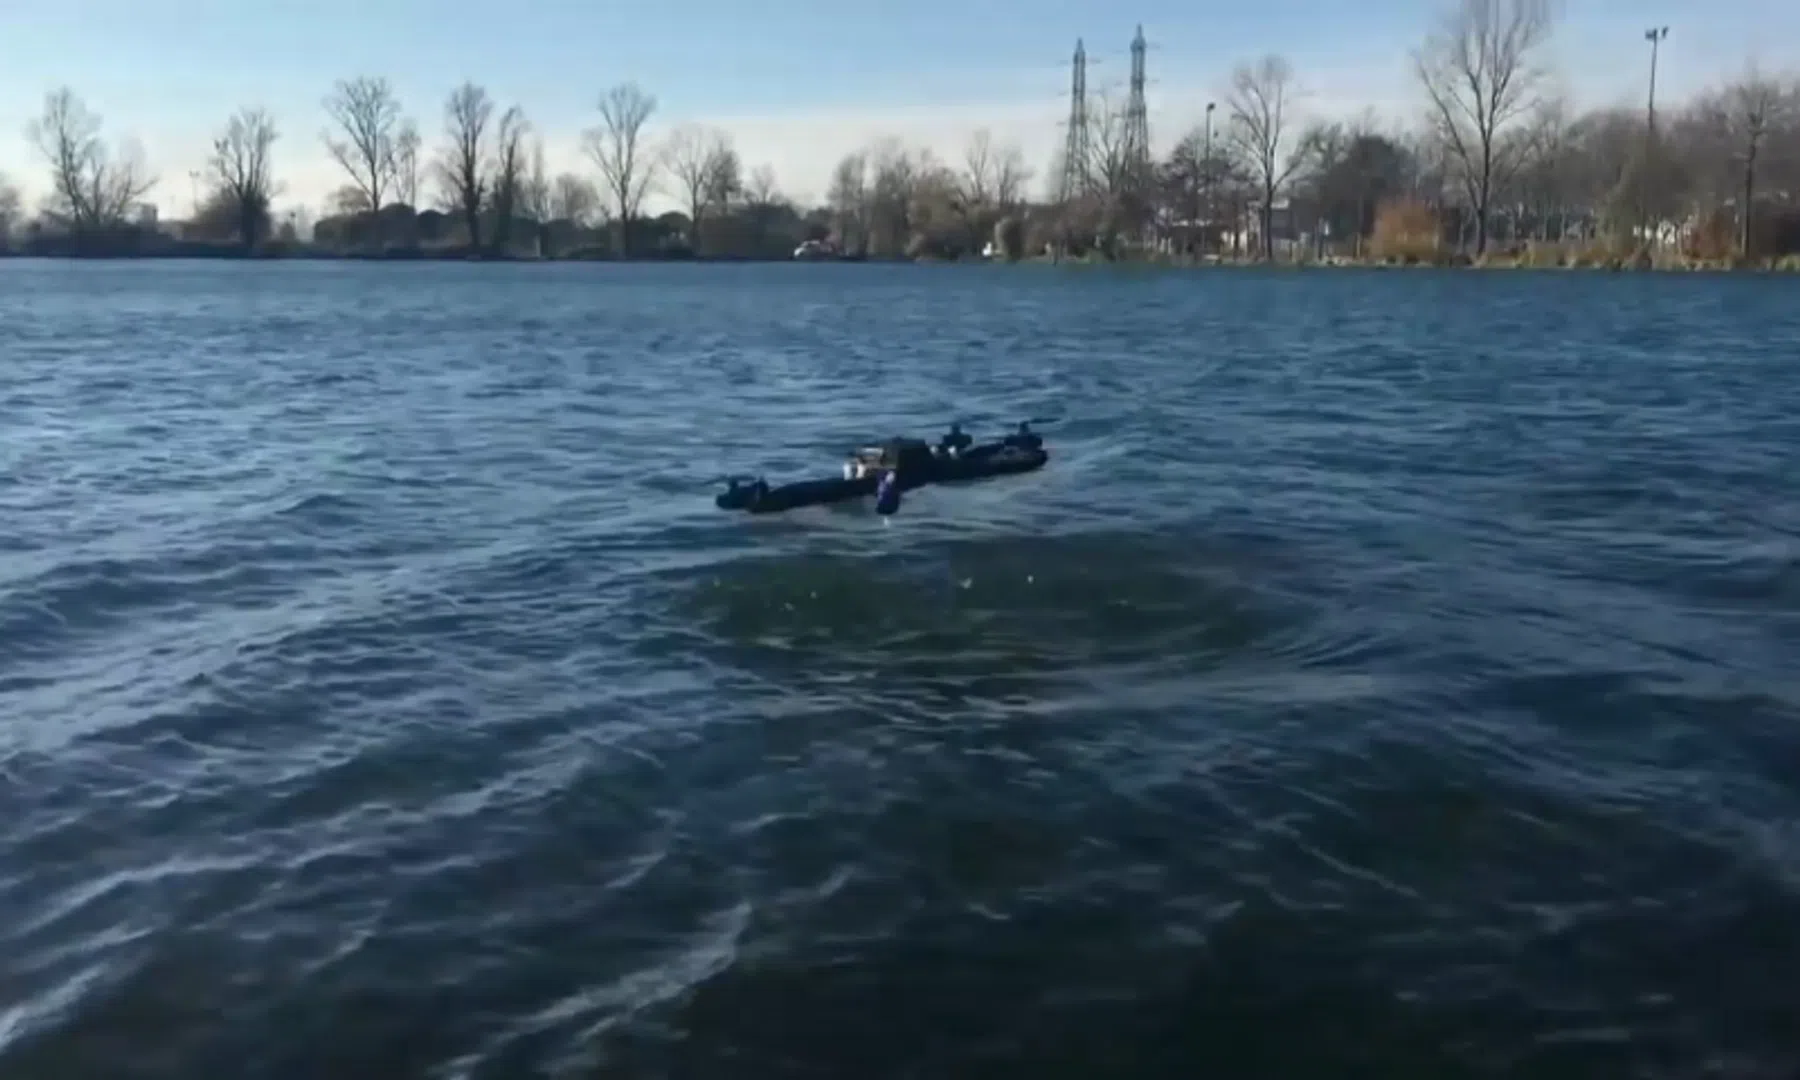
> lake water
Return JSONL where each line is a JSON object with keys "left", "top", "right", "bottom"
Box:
{"left": 2, "top": 260, "right": 1797, "bottom": 1079}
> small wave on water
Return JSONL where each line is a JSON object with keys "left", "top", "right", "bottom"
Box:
{"left": 3, "top": 262, "right": 1799, "bottom": 1079}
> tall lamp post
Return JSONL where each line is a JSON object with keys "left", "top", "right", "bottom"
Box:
{"left": 1644, "top": 26, "right": 1669, "bottom": 135}
{"left": 1642, "top": 26, "right": 1669, "bottom": 248}
{"left": 1203, "top": 100, "right": 1216, "bottom": 255}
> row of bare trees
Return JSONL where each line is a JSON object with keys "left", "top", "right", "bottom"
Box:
{"left": 5, "top": 76, "right": 748, "bottom": 256}
{"left": 3, "top": 89, "right": 279, "bottom": 253}
{"left": 1022, "top": 0, "right": 1798, "bottom": 261}
{"left": 817, "top": 130, "right": 1034, "bottom": 259}
{"left": 19, "top": 89, "right": 157, "bottom": 237}
{"left": 6, "top": 0, "right": 1795, "bottom": 261}
{"left": 1402, "top": 0, "right": 1797, "bottom": 258}
{"left": 310, "top": 76, "right": 811, "bottom": 256}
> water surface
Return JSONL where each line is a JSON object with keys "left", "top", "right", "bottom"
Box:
{"left": 2, "top": 261, "right": 1797, "bottom": 1079}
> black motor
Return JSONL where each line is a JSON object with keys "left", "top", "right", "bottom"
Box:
{"left": 1004, "top": 421, "right": 1044, "bottom": 452}
{"left": 937, "top": 423, "right": 974, "bottom": 456}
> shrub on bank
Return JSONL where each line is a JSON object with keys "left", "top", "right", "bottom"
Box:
{"left": 1683, "top": 209, "right": 1737, "bottom": 262}
{"left": 1368, "top": 198, "right": 1442, "bottom": 264}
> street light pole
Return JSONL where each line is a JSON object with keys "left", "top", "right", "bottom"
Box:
{"left": 1641, "top": 26, "right": 1669, "bottom": 249}
{"left": 1644, "top": 26, "right": 1669, "bottom": 135}
{"left": 1203, "top": 100, "right": 1215, "bottom": 256}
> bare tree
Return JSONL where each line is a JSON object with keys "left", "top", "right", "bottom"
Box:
{"left": 519, "top": 138, "right": 549, "bottom": 221}
{"left": 1070, "top": 93, "right": 1157, "bottom": 250}
{"left": 1224, "top": 55, "right": 1307, "bottom": 259}
{"left": 436, "top": 81, "right": 493, "bottom": 251}
{"left": 489, "top": 106, "right": 530, "bottom": 254}
{"left": 951, "top": 130, "right": 999, "bottom": 248}
{"left": 1158, "top": 123, "right": 1251, "bottom": 256}
{"left": 0, "top": 173, "right": 20, "bottom": 247}
{"left": 992, "top": 141, "right": 1031, "bottom": 211}
{"left": 705, "top": 144, "right": 742, "bottom": 211}
{"left": 958, "top": 129, "right": 999, "bottom": 208}
{"left": 1086, "top": 92, "right": 1134, "bottom": 199}
{"left": 27, "top": 88, "right": 156, "bottom": 232}
{"left": 956, "top": 129, "right": 1031, "bottom": 212}
{"left": 1704, "top": 71, "right": 1791, "bottom": 255}
{"left": 908, "top": 161, "right": 965, "bottom": 253}
{"left": 1159, "top": 129, "right": 1209, "bottom": 227}
{"left": 394, "top": 122, "right": 421, "bottom": 209}
{"left": 1292, "top": 119, "right": 1347, "bottom": 249}
{"left": 827, "top": 151, "right": 871, "bottom": 254}
{"left": 208, "top": 106, "right": 279, "bottom": 251}
{"left": 583, "top": 82, "right": 658, "bottom": 254}
{"left": 872, "top": 142, "right": 947, "bottom": 254}
{"left": 866, "top": 140, "right": 936, "bottom": 256}
{"left": 322, "top": 76, "right": 404, "bottom": 225}
{"left": 1512, "top": 98, "right": 1576, "bottom": 240}
{"left": 742, "top": 163, "right": 779, "bottom": 208}
{"left": 738, "top": 163, "right": 786, "bottom": 252}
{"left": 948, "top": 129, "right": 1031, "bottom": 248}
{"left": 664, "top": 124, "right": 735, "bottom": 252}
{"left": 519, "top": 138, "right": 551, "bottom": 255}
{"left": 1414, "top": 0, "right": 1556, "bottom": 255}
{"left": 551, "top": 173, "right": 599, "bottom": 224}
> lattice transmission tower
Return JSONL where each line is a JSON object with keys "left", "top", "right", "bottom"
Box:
{"left": 1057, "top": 39, "right": 1092, "bottom": 202}
{"left": 1123, "top": 25, "right": 1152, "bottom": 177}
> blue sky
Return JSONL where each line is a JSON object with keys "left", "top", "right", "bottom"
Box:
{"left": 3, "top": 0, "right": 1796, "bottom": 218}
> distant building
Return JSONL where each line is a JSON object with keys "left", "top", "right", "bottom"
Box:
{"left": 134, "top": 203, "right": 158, "bottom": 228}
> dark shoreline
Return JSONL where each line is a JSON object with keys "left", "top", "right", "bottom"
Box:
{"left": 0, "top": 247, "right": 854, "bottom": 264}
{"left": 4, "top": 251, "right": 1796, "bottom": 273}
{"left": 3, "top": 242, "right": 1796, "bottom": 273}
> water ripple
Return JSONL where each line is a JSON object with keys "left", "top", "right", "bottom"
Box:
{"left": 2, "top": 261, "right": 1798, "bottom": 1079}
